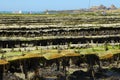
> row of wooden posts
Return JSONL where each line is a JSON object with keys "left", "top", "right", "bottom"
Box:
{"left": 0, "top": 50, "right": 120, "bottom": 80}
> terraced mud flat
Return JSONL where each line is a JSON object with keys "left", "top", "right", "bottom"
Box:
{"left": 0, "top": 14, "right": 120, "bottom": 48}
{"left": 0, "top": 14, "right": 120, "bottom": 80}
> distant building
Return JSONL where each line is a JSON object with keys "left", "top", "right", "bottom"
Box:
{"left": 101, "top": 11, "right": 106, "bottom": 15}
{"left": 98, "top": 5, "right": 107, "bottom": 10}
{"left": 90, "top": 4, "right": 117, "bottom": 11}
{"left": 28, "top": 11, "right": 32, "bottom": 14}
{"left": 45, "top": 10, "right": 49, "bottom": 14}
{"left": 13, "top": 10, "right": 22, "bottom": 14}
{"left": 90, "top": 6, "right": 99, "bottom": 11}
{"left": 109, "top": 4, "right": 117, "bottom": 10}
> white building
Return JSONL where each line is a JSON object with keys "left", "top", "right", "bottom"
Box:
{"left": 13, "top": 10, "right": 22, "bottom": 14}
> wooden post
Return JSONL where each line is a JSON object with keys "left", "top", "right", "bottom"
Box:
{"left": 65, "top": 65, "right": 67, "bottom": 80}
{"left": 104, "top": 41, "right": 108, "bottom": 51}
{"left": 0, "top": 65, "right": 4, "bottom": 80}
{"left": 92, "top": 70, "right": 96, "bottom": 80}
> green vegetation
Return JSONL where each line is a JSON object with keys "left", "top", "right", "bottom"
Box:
{"left": 0, "top": 44, "right": 120, "bottom": 60}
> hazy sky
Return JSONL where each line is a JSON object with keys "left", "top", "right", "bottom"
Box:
{"left": 0, "top": 0, "right": 119, "bottom": 11}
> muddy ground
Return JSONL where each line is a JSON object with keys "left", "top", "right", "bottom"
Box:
{"left": 3, "top": 65, "right": 120, "bottom": 80}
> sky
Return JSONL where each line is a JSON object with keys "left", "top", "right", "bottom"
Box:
{"left": 0, "top": 0, "right": 119, "bottom": 11}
